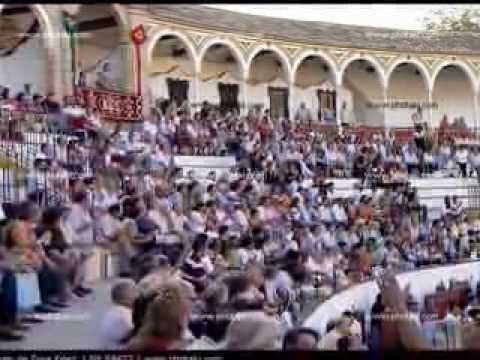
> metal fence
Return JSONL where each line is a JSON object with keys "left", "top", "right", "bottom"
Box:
{"left": 0, "top": 110, "right": 93, "bottom": 206}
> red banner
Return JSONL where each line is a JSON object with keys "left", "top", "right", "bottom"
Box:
{"left": 74, "top": 87, "right": 142, "bottom": 122}
{"left": 130, "top": 25, "right": 146, "bottom": 46}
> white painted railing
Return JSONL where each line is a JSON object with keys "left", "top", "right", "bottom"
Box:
{"left": 304, "top": 260, "right": 480, "bottom": 336}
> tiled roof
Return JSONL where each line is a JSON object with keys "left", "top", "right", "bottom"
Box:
{"left": 127, "top": 4, "right": 480, "bottom": 55}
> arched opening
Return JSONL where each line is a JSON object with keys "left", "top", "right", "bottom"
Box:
{"left": 147, "top": 34, "right": 196, "bottom": 111}
{"left": 432, "top": 64, "right": 475, "bottom": 129}
{"left": 247, "top": 49, "right": 290, "bottom": 120}
{"left": 0, "top": 5, "right": 49, "bottom": 96}
{"left": 294, "top": 55, "right": 336, "bottom": 122}
{"left": 199, "top": 42, "right": 244, "bottom": 115}
{"left": 340, "top": 58, "right": 385, "bottom": 127}
{"left": 73, "top": 4, "right": 127, "bottom": 92}
{"left": 386, "top": 62, "right": 429, "bottom": 128}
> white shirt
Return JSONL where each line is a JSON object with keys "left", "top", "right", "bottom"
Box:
{"left": 144, "top": 121, "right": 158, "bottom": 137}
{"left": 455, "top": 149, "right": 469, "bottom": 164}
{"left": 189, "top": 211, "right": 206, "bottom": 233}
{"left": 321, "top": 230, "right": 336, "bottom": 249}
{"left": 65, "top": 203, "right": 94, "bottom": 246}
{"left": 99, "top": 305, "right": 133, "bottom": 349}
{"left": 332, "top": 204, "right": 347, "bottom": 223}
{"left": 319, "top": 206, "right": 333, "bottom": 223}
{"left": 94, "top": 190, "right": 118, "bottom": 211}
{"left": 235, "top": 209, "right": 250, "bottom": 230}
{"left": 470, "top": 153, "right": 480, "bottom": 168}
{"left": 440, "top": 145, "right": 451, "bottom": 157}
{"left": 424, "top": 152, "right": 434, "bottom": 164}
{"left": 148, "top": 209, "right": 169, "bottom": 234}
{"left": 404, "top": 151, "right": 418, "bottom": 165}
{"left": 98, "top": 213, "right": 122, "bottom": 244}
{"left": 188, "top": 336, "right": 224, "bottom": 350}
{"left": 319, "top": 329, "right": 343, "bottom": 350}
{"left": 152, "top": 151, "right": 169, "bottom": 168}
{"left": 202, "top": 255, "right": 215, "bottom": 275}
{"left": 325, "top": 149, "right": 337, "bottom": 164}
{"left": 233, "top": 248, "right": 251, "bottom": 269}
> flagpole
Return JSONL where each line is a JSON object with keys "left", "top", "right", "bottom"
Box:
{"left": 131, "top": 25, "right": 146, "bottom": 97}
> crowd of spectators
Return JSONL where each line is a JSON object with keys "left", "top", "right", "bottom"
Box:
{"left": 1, "top": 87, "right": 480, "bottom": 350}
{"left": 140, "top": 100, "right": 480, "bottom": 185}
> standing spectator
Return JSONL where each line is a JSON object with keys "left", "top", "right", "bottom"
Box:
{"left": 469, "top": 146, "right": 480, "bottom": 180}
{"left": 295, "top": 102, "right": 312, "bottom": 123}
{"left": 63, "top": 191, "right": 94, "bottom": 296}
{"left": 455, "top": 145, "right": 469, "bottom": 178}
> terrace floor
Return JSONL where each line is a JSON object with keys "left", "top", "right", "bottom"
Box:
{"left": 1, "top": 281, "right": 111, "bottom": 350}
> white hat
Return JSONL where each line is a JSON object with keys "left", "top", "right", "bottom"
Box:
{"left": 102, "top": 197, "right": 119, "bottom": 209}
{"left": 302, "top": 179, "right": 313, "bottom": 189}
{"left": 0, "top": 205, "right": 6, "bottom": 221}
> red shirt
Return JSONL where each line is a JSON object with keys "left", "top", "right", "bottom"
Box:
{"left": 70, "top": 115, "right": 88, "bottom": 130}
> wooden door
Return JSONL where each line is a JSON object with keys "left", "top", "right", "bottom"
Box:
{"left": 268, "top": 87, "right": 289, "bottom": 120}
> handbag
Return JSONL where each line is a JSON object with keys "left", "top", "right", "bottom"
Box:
{"left": 15, "top": 272, "right": 41, "bottom": 312}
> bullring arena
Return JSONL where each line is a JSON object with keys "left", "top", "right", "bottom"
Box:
{"left": 2, "top": 3, "right": 480, "bottom": 351}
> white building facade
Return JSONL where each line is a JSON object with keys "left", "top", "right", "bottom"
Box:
{"left": 2, "top": 4, "right": 480, "bottom": 129}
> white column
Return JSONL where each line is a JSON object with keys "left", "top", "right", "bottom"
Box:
{"left": 428, "top": 88, "right": 434, "bottom": 128}
{"left": 335, "top": 82, "right": 341, "bottom": 127}
{"left": 193, "top": 72, "right": 200, "bottom": 110}
{"left": 241, "top": 78, "right": 248, "bottom": 116}
{"left": 474, "top": 92, "right": 479, "bottom": 136}
{"left": 288, "top": 82, "right": 295, "bottom": 120}
{"left": 383, "top": 85, "right": 389, "bottom": 129}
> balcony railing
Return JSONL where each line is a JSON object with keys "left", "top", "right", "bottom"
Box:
{"left": 74, "top": 87, "right": 142, "bottom": 122}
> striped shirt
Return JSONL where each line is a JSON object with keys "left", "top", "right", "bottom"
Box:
{"left": 182, "top": 256, "right": 208, "bottom": 284}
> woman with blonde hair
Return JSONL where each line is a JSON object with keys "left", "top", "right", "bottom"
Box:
{"left": 128, "top": 280, "right": 195, "bottom": 351}
{"left": 225, "top": 311, "right": 283, "bottom": 350}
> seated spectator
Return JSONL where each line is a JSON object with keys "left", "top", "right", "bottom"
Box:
{"left": 137, "top": 254, "right": 183, "bottom": 294}
{"left": 181, "top": 234, "right": 213, "bottom": 293}
{"left": 225, "top": 311, "right": 283, "bottom": 350}
{"left": 99, "top": 279, "right": 138, "bottom": 349}
{"left": 36, "top": 206, "right": 90, "bottom": 300}
{"left": 318, "top": 316, "right": 354, "bottom": 350}
{"left": 0, "top": 248, "right": 31, "bottom": 341}
{"left": 188, "top": 282, "right": 230, "bottom": 350}
{"left": 283, "top": 327, "right": 320, "bottom": 350}
{"left": 97, "top": 202, "right": 123, "bottom": 247}
{"left": 229, "top": 274, "right": 265, "bottom": 311}
{"left": 128, "top": 280, "right": 195, "bottom": 351}
{"left": 4, "top": 202, "right": 70, "bottom": 310}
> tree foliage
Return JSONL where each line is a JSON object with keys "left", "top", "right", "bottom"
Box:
{"left": 422, "top": 8, "right": 480, "bottom": 32}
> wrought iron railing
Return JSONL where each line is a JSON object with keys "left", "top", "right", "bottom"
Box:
{"left": 74, "top": 86, "right": 142, "bottom": 122}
